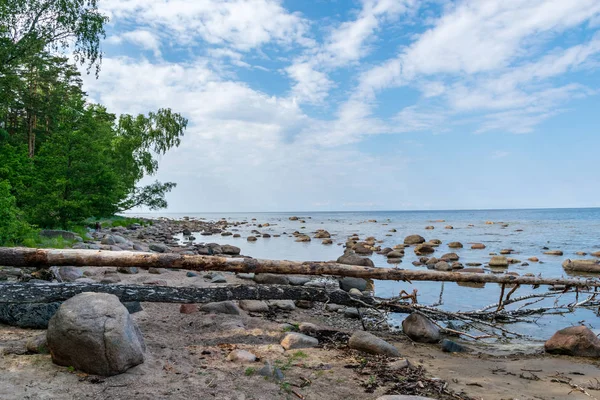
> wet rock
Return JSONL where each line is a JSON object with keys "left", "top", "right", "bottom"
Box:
{"left": 386, "top": 250, "right": 405, "bottom": 258}
{"left": 47, "top": 293, "right": 145, "bottom": 376}
{"left": 440, "top": 253, "right": 459, "bottom": 262}
{"left": 262, "top": 233, "right": 271, "bottom": 238}
{"left": 544, "top": 250, "right": 563, "bottom": 256}
{"left": 227, "top": 349, "right": 257, "bottom": 363}
{"left": 528, "top": 257, "right": 539, "bottom": 262}
{"left": 545, "top": 326, "right": 600, "bottom": 357}
{"left": 425, "top": 226, "right": 434, "bottom": 230}
{"left": 489, "top": 256, "right": 509, "bottom": 267}
{"left": 402, "top": 313, "right": 440, "bottom": 343}
{"left": 315, "top": 230, "right": 331, "bottom": 238}
{"left": 562, "top": 259, "right": 600, "bottom": 272}
{"left": 404, "top": 235, "right": 426, "bottom": 245}
{"left": 0, "top": 302, "right": 62, "bottom": 328}
{"left": 414, "top": 244, "right": 435, "bottom": 255}
{"left": 337, "top": 252, "right": 375, "bottom": 268}
{"left": 280, "top": 333, "right": 318, "bottom": 350}
{"left": 239, "top": 300, "right": 270, "bottom": 313}
{"left": 434, "top": 261, "right": 452, "bottom": 271}
{"left": 348, "top": 331, "right": 400, "bottom": 357}
{"left": 200, "top": 301, "right": 242, "bottom": 315}
{"left": 441, "top": 339, "right": 468, "bottom": 353}
{"left": 353, "top": 243, "right": 373, "bottom": 255}
{"left": 322, "top": 239, "right": 333, "bottom": 245}
{"left": 254, "top": 273, "right": 289, "bottom": 285}
{"left": 445, "top": 225, "right": 454, "bottom": 229}
{"left": 471, "top": 243, "right": 486, "bottom": 250}
{"left": 448, "top": 242, "right": 463, "bottom": 249}
{"left": 592, "top": 251, "right": 600, "bottom": 257}
{"left": 180, "top": 304, "right": 198, "bottom": 314}
{"left": 295, "top": 235, "right": 311, "bottom": 242}
{"left": 247, "top": 236, "right": 258, "bottom": 242}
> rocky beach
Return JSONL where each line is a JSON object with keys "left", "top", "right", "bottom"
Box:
{"left": 2, "top": 211, "right": 600, "bottom": 400}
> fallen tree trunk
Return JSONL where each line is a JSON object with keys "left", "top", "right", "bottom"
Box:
{"left": 0, "top": 282, "right": 378, "bottom": 306}
{"left": 1, "top": 247, "right": 599, "bottom": 288}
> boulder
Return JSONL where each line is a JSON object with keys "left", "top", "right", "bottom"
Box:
{"left": 288, "top": 275, "right": 312, "bottom": 286}
{"left": 247, "top": 236, "right": 258, "bottom": 242}
{"left": 339, "top": 277, "right": 368, "bottom": 292}
{"left": 47, "top": 293, "right": 145, "bottom": 376}
{"left": 440, "top": 253, "right": 459, "bottom": 262}
{"left": 404, "top": 235, "right": 426, "bottom": 245}
{"left": 448, "top": 242, "right": 463, "bottom": 249}
{"left": 528, "top": 257, "right": 539, "bottom": 262}
{"left": 441, "top": 339, "right": 468, "bottom": 353}
{"left": 200, "top": 301, "right": 242, "bottom": 315}
{"left": 386, "top": 250, "right": 404, "bottom": 258}
{"left": 434, "top": 261, "right": 452, "bottom": 271}
{"left": 314, "top": 230, "right": 331, "bottom": 238}
{"left": 544, "top": 250, "right": 563, "bottom": 256}
{"left": 268, "top": 300, "right": 296, "bottom": 311}
{"left": 348, "top": 331, "right": 400, "bottom": 357}
{"left": 414, "top": 244, "right": 435, "bottom": 255}
{"left": 117, "top": 266, "right": 139, "bottom": 274}
{"left": 337, "top": 252, "right": 375, "bottom": 268}
{"left": 402, "top": 313, "right": 440, "bottom": 343}
{"left": 353, "top": 243, "right": 373, "bottom": 255}
{"left": 280, "top": 333, "right": 318, "bottom": 350}
{"left": 149, "top": 243, "right": 169, "bottom": 253}
{"left": 544, "top": 326, "right": 600, "bottom": 357}
{"left": 562, "top": 259, "right": 600, "bottom": 273}
{"left": 26, "top": 333, "right": 49, "bottom": 354}
{"left": 295, "top": 235, "right": 311, "bottom": 242}
{"left": 471, "top": 243, "right": 486, "bottom": 249}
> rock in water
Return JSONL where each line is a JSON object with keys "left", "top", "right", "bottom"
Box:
{"left": 544, "top": 326, "right": 600, "bottom": 357}
{"left": 47, "top": 292, "right": 145, "bottom": 376}
{"left": 404, "top": 235, "right": 426, "bottom": 245}
{"left": 336, "top": 252, "right": 375, "bottom": 267}
{"left": 402, "top": 313, "right": 440, "bottom": 343}
{"left": 348, "top": 331, "right": 400, "bottom": 357}
{"left": 489, "top": 256, "right": 509, "bottom": 267}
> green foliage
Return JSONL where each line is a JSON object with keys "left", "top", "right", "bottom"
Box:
{"left": 244, "top": 367, "right": 255, "bottom": 376}
{"left": 0, "top": 180, "right": 33, "bottom": 245}
{"left": 0, "top": 1, "right": 186, "bottom": 235}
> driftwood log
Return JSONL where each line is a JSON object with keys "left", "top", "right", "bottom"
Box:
{"left": 0, "top": 282, "right": 378, "bottom": 306}
{"left": 1, "top": 247, "right": 599, "bottom": 288}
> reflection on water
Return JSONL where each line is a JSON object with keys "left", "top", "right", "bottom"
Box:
{"left": 136, "top": 208, "right": 600, "bottom": 340}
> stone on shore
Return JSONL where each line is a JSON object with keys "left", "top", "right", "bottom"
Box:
{"left": 254, "top": 273, "right": 289, "bottom": 285}
{"left": 239, "top": 300, "right": 270, "bottom": 312}
{"left": 544, "top": 326, "right": 600, "bottom": 357}
{"left": 47, "top": 292, "right": 145, "bottom": 376}
{"left": 57, "top": 266, "right": 83, "bottom": 282}
{"left": 280, "top": 333, "right": 318, "bottom": 350}
{"left": 149, "top": 243, "right": 169, "bottom": 253}
{"left": 227, "top": 349, "right": 257, "bottom": 363}
{"left": 200, "top": 301, "right": 242, "bottom": 315}
{"left": 339, "top": 276, "right": 368, "bottom": 292}
{"left": 348, "top": 331, "right": 400, "bottom": 357}
{"left": 26, "top": 333, "right": 49, "bottom": 354}
{"left": 402, "top": 313, "right": 440, "bottom": 343}
{"left": 180, "top": 304, "right": 198, "bottom": 314}
{"left": 441, "top": 339, "right": 468, "bottom": 353}
{"left": 221, "top": 245, "right": 241, "bottom": 255}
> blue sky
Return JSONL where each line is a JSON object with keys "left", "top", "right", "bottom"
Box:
{"left": 83, "top": 0, "right": 600, "bottom": 212}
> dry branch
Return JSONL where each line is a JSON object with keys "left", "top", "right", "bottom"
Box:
{"left": 2, "top": 247, "right": 600, "bottom": 288}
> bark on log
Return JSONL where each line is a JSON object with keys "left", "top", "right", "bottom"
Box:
{"left": 1, "top": 247, "right": 599, "bottom": 288}
{"left": 0, "top": 282, "right": 376, "bottom": 306}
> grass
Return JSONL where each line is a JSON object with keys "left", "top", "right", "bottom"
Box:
{"left": 244, "top": 367, "right": 256, "bottom": 376}
{"left": 85, "top": 215, "right": 152, "bottom": 229}
{"left": 20, "top": 231, "right": 78, "bottom": 249}
{"left": 281, "top": 323, "right": 300, "bottom": 332}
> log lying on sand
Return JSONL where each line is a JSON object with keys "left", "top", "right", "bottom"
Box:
{"left": 1, "top": 247, "right": 600, "bottom": 288}
{"left": 0, "top": 282, "right": 377, "bottom": 306}
{"left": 562, "top": 259, "right": 600, "bottom": 273}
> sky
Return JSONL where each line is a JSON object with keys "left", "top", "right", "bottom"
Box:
{"left": 82, "top": 0, "right": 600, "bottom": 212}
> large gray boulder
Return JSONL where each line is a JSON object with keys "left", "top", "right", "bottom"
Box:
{"left": 336, "top": 252, "right": 375, "bottom": 267}
{"left": 402, "top": 313, "right": 441, "bottom": 343}
{"left": 348, "top": 331, "right": 400, "bottom": 357}
{"left": 404, "top": 235, "right": 425, "bottom": 245}
{"left": 47, "top": 292, "right": 145, "bottom": 376}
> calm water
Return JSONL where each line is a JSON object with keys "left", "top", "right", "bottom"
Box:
{"left": 135, "top": 209, "right": 600, "bottom": 341}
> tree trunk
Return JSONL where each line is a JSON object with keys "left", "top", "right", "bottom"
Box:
{"left": 0, "top": 282, "right": 376, "bottom": 306}
{"left": 1, "top": 247, "right": 599, "bottom": 288}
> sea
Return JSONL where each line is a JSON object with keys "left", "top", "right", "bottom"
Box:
{"left": 133, "top": 208, "right": 600, "bottom": 343}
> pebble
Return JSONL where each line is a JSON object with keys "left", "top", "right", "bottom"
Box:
{"left": 227, "top": 349, "right": 257, "bottom": 363}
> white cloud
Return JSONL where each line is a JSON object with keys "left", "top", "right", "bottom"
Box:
{"left": 100, "top": 0, "right": 312, "bottom": 51}
{"left": 286, "top": 0, "right": 417, "bottom": 103}
{"left": 121, "top": 29, "right": 162, "bottom": 57}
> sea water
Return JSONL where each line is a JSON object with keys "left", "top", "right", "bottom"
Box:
{"left": 138, "top": 208, "right": 600, "bottom": 341}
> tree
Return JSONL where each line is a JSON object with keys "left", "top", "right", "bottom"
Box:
{"left": 113, "top": 109, "right": 188, "bottom": 212}
{"left": 0, "top": 0, "right": 108, "bottom": 75}
{"left": 0, "top": 180, "right": 32, "bottom": 244}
